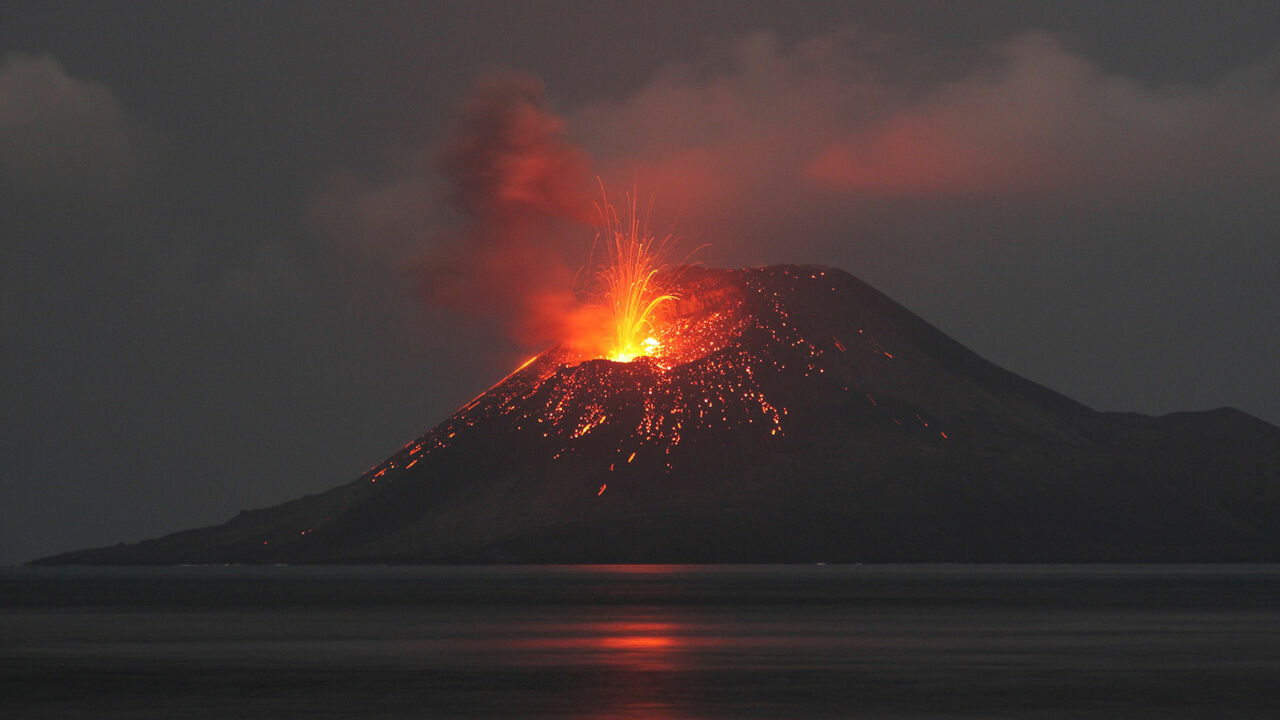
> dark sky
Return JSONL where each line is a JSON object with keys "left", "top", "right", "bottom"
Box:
{"left": 3, "top": 1, "right": 1278, "bottom": 564}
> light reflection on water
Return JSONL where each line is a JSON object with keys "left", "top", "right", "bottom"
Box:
{"left": 3, "top": 564, "right": 1280, "bottom": 718}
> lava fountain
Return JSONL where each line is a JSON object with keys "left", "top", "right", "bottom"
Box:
{"left": 587, "top": 190, "right": 682, "bottom": 363}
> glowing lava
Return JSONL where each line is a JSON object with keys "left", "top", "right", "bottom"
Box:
{"left": 590, "top": 191, "right": 679, "bottom": 363}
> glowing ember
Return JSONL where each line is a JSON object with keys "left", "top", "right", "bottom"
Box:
{"left": 589, "top": 190, "right": 679, "bottom": 363}
{"left": 355, "top": 265, "right": 951, "bottom": 500}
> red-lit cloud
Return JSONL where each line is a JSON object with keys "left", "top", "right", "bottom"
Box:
{"left": 314, "top": 29, "right": 1280, "bottom": 344}
{"left": 573, "top": 31, "right": 1280, "bottom": 252}
{"left": 314, "top": 75, "right": 605, "bottom": 348}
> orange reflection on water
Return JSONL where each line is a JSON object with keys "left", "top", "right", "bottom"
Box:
{"left": 504, "top": 618, "right": 684, "bottom": 672}
{"left": 564, "top": 564, "right": 701, "bottom": 575}
{"left": 594, "top": 621, "right": 678, "bottom": 653}
{"left": 585, "top": 618, "right": 683, "bottom": 677}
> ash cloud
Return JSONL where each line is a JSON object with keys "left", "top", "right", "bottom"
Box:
{"left": 422, "top": 75, "right": 600, "bottom": 345}
{"left": 314, "top": 75, "right": 602, "bottom": 348}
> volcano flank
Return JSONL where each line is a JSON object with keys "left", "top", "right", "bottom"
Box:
{"left": 39, "top": 265, "right": 1280, "bottom": 564}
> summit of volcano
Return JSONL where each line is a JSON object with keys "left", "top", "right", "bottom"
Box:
{"left": 37, "top": 264, "right": 1280, "bottom": 564}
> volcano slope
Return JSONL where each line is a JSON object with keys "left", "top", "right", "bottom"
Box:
{"left": 40, "top": 265, "right": 1280, "bottom": 564}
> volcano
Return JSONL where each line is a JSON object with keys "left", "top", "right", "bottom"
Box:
{"left": 39, "top": 265, "right": 1280, "bottom": 564}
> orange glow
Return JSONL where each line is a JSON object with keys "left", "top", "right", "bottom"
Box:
{"left": 598, "top": 634, "right": 675, "bottom": 650}
{"left": 588, "top": 187, "right": 679, "bottom": 363}
{"left": 362, "top": 267, "right": 955, "bottom": 497}
{"left": 503, "top": 617, "right": 684, "bottom": 674}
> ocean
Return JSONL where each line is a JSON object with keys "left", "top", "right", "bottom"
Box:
{"left": 2, "top": 564, "right": 1278, "bottom": 718}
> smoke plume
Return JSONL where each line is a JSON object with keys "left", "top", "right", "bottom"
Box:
{"left": 417, "top": 75, "right": 602, "bottom": 347}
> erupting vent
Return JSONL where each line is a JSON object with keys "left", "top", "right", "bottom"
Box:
{"left": 361, "top": 265, "right": 949, "bottom": 487}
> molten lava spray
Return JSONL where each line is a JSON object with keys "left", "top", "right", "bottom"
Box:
{"left": 409, "top": 75, "right": 693, "bottom": 366}
{"left": 589, "top": 190, "right": 679, "bottom": 363}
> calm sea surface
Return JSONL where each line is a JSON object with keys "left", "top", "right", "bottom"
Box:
{"left": 2, "top": 564, "right": 1278, "bottom": 718}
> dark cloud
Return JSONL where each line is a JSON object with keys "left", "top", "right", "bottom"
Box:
{"left": 0, "top": 52, "right": 448, "bottom": 566}
{"left": 803, "top": 33, "right": 1280, "bottom": 199}
{"left": 0, "top": 53, "right": 134, "bottom": 194}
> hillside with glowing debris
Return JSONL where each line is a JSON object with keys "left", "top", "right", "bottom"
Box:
{"left": 38, "top": 265, "right": 1280, "bottom": 564}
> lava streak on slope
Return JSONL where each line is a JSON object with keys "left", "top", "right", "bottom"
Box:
{"left": 358, "top": 265, "right": 954, "bottom": 498}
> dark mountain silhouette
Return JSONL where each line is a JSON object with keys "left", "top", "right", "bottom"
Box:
{"left": 37, "top": 265, "right": 1280, "bottom": 564}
